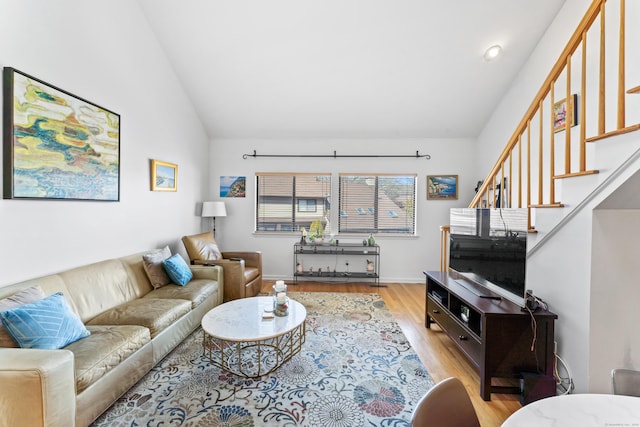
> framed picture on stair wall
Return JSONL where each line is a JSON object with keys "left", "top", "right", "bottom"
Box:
{"left": 2, "top": 67, "right": 120, "bottom": 201}
{"left": 553, "top": 94, "right": 578, "bottom": 132}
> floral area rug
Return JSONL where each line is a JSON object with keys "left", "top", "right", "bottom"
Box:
{"left": 91, "top": 292, "right": 433, "bottom": 426}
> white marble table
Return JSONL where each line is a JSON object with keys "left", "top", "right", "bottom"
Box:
{"left": 201, "top": 296, "right": 306, "bottom": 378}
{"left": 502, "top": 393, "right": 640, "bottom": 427}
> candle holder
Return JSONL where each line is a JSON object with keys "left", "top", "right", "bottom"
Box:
{"left": 273, "top": 280, "right": 289, "bottom": 316}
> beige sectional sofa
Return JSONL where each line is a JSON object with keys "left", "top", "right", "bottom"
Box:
{"left": 0, "top": 251, "right": 223, "bottom": 427}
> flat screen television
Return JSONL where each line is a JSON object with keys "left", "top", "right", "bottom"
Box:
{"left": 448, "top": 208, "right": 528, "bottom": 307}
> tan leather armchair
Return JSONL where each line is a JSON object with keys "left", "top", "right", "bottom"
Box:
{"left": 182, "top": 232, "right": 262, "bottom": 301}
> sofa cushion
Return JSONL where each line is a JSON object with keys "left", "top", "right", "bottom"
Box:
{"left": 244, "top": 267, "right": 260, "bottom": 283}
{"left": 143, "top": 280, "right": 217, "bottom": 309}
{"left": 1, "top": 292, "right": 90, "bottom": 349}
{"left": 163, "top": 254, "right": 193, "bottom": 286}
{"left": 142, "top": 246, "right": 173, "bottom": 289}
{"left": 59, "top": 259, "right": 141, "bottom": 323}
{"left": 0, "top": 286, "right": 45, "bottom": 347}
{"left": 66, "top": 325, "right": 150, "bottom": 393}
{"left": 87, "top": 298, "right": 191, "bottom": 338}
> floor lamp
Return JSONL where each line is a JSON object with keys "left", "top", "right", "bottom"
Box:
{"left": 202, "top": 201, "right": 227, "bottom": 238}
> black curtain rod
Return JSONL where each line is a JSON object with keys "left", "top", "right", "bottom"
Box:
{"left": 242, "top": 150, "right": 431, "bottom": 159}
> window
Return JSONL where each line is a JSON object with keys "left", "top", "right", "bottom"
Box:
{"left": 338, "top": 174, "right": 416, "bottom": 234}
{"left": 256, "top": 173, "right": 331, "bottom": 233}
{"left": 298, "top": 199, "right": 317, "bottom": 212}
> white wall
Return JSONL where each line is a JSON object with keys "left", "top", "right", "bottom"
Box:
{"left": 209, "top": 138, "right": 476, "bottom": 282}
{"left": 0, "top": 0, "right": 210, "bottom": 286}
{"left": 527, "top": 207, "right": 594, "bottom": 392}
{"left": 591, "top": 208, "right": 640, "bottom": 392}
{"left": 527, "top": 154, "right": 640, "bottom": 393}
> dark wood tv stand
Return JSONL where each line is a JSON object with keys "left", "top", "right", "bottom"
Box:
{"left": 424, "top": 271, "right": 557, "bottom": 401}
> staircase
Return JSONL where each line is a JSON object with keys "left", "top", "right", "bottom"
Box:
{"left": 440, "top": 0, "right": 640, "bottom": 394}
{"left": 441, "top": 0, "right": 640, "bottom": 267}
{"left": 472, "top": 0, "right": 639, "bottom": 228}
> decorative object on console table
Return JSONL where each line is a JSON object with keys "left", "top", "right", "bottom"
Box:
{"left": 151, "top": 160, "right": 178, "bottom": 192}
{"left": 427, "top": 175, "right": 458, "bottom": 200}
{"left": 3, "top": 67, "right": 120, "bottom": 201}
{"left": 201, "top": 201, "right": 227, "bottom": 238}
{"left": 366, "top": 259, "right": 375, "bottom": 273}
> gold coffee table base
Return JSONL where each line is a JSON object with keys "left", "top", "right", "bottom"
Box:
{"left": 203, "top": 321, "right": 306, "bottom": 378}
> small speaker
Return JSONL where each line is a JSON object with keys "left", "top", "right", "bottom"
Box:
{"left": 520, "top": 372, "right": 556, "bottom": 405}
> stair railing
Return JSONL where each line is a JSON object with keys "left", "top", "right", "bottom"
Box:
{"left": 441, "top": 0, "right": 639, "bottom": 270}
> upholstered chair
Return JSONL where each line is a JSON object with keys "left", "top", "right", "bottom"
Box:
{"left": 611, "top": 368, "right": 640, "bottom": 397}
{"left": 410, "top": 377, "right": 480, "bottom": 427}
{"left": 182, "top": 232, "right": 262, "bottom": 301}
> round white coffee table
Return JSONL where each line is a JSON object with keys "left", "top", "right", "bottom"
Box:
{"left": 201, "top": 296, "right": 306, "bottom": 378}
{"left": 501, "top": 393, "right": 640, "bottom": 426}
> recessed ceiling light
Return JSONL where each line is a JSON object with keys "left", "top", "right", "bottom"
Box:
{"left": 483, "top": 44, "right": 502, "bottom": 62}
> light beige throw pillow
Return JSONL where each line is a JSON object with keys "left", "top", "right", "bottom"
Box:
{"left": 143, "top": 246, "right": 173, "bottom": 289}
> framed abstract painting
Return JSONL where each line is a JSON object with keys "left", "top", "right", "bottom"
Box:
{"left": 3, "top": 67, "right": 120, "bottom": 201}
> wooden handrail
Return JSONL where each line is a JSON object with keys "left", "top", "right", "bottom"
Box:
{"left": 470, "top": 0, "right": 607, "bottom": 208}
{"left": 441, "top": 0, "right": 638, "bottom": 270}
{"left": 469, "top": 0, "right": 639, "bottom": 218}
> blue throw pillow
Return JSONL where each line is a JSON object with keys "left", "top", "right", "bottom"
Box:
{"left": 163, "top": 254, "right": 193, "bottom": 286}
{"left": 0, "top": 292, "right": 90, "bottom": 349}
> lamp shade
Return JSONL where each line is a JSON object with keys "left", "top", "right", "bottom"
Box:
{"left": 202, "top": 201, "right": 227, "bottom": 218}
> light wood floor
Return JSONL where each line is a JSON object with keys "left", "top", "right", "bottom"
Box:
{"left": 261, "top": 280, "right": 520, "bottom": 427}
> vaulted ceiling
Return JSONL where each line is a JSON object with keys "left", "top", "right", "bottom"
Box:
{"left": 138, "top": 0, "right": 565, "bottom": 139}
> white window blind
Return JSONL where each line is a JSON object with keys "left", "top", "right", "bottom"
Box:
{"left": 338, "top": 174, "right": 416, "bottom": 234}
{"left": 256, "top": 173, "right": 331, "bottom": 233}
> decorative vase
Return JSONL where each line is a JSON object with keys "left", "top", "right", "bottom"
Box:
{"left": 368, "top": 233, "right": 376, "bottom": 246}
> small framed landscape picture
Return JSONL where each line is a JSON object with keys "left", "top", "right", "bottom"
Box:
{"left": 151, "top": 160, "right": 177, "bottom": 192}
{"left": 220, "top": 176, "right": 246, "bottom": 198}
{"left": 427, "top": 175, "right": 458, "bottom": 200}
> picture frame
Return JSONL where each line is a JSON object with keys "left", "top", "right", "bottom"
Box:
{"left": 3, "top": 67, "right": 120, "bottom": 201}
{"left": 427, "top": 175, "right": 458, "bottom": 200}
{"left": 553, "top": 94, "right": 578, "bottom": 132}
{"left": 220, "top": 176, "right": 246, "bottom": 198}
{"left": 151, "top": 159, "right": 178, "bottom": 192}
